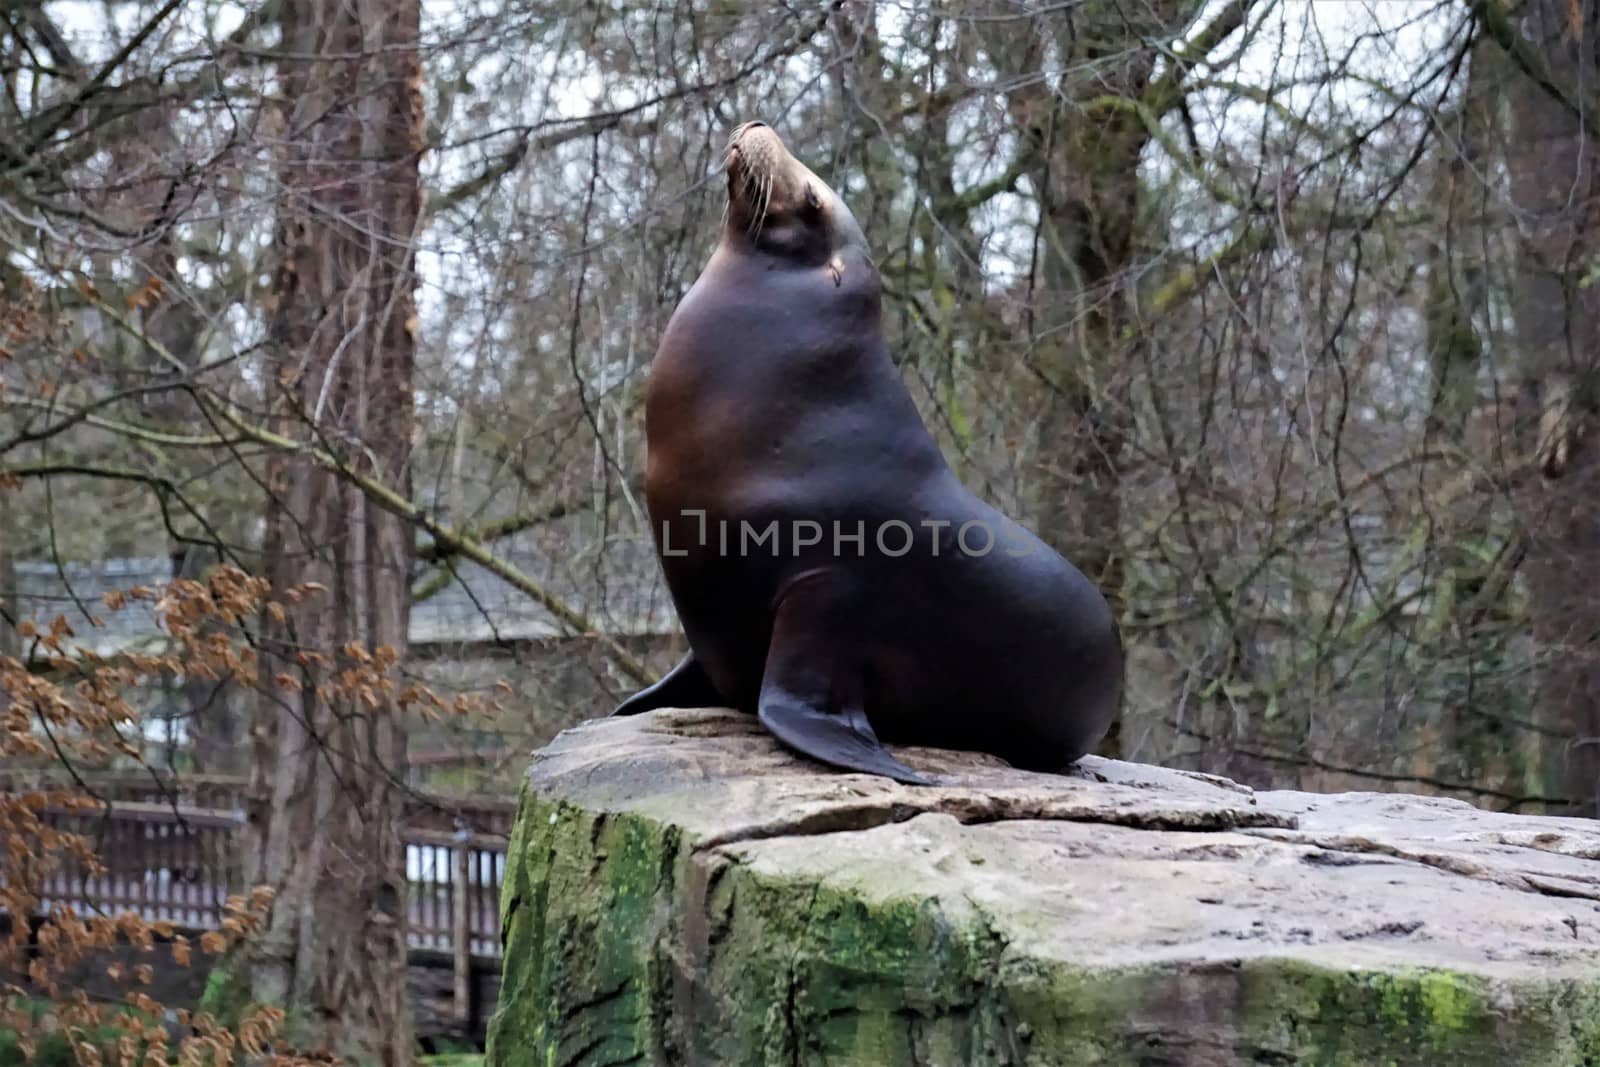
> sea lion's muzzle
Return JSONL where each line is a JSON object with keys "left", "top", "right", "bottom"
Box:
{"left": 727, "top": 121, "right": 784, "bottom": 187}
{"left": 721, "top": 120, "right": 869, "bottom": 261}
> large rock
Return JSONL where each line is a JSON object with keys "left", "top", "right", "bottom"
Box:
{"left": 485, "top": 708, "right": 1600, "bottom": 1066}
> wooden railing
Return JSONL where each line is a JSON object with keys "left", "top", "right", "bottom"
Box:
{"left": 406, "top": 829, "right": 506, "bottom": 960}
{"left": 15, "top": 791, "right": 511, "bottom": 964}
{"left": 39, "top": 802, "right": 243, "bottom": 931}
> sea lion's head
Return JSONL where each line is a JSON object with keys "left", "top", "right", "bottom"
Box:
{"left": 724, "top": 121, "right": 868, "bottom": 265}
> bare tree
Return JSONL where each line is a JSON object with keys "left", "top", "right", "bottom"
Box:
{"left": 8, "top": 20, "right": 1600, "bottom": 1063}
{"left": 242, "top": 0, "right": 425, "bottom": 1060}
{"left": 1484, "top": 0, "right": 1600, "bottom": 815}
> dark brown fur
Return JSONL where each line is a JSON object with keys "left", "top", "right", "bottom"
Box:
{"left": 615, "top": 122, "right": 1123, "bottom": 784}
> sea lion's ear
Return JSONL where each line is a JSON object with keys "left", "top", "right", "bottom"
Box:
{"left": 804, "top": 184, "right": 822, "bottom": 213}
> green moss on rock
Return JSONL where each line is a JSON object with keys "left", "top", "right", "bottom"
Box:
{"left": 485, "top": 790, "right": 1600, "bottom": 1066}
{"left": 485, "top": 711, "right": 1600, "bottom": 1066}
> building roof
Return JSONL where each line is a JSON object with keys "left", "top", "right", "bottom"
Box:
{"left": 3, "top": 530, "right": 680, "bottom": 658}
{"left": 408, "top": 532, "right": 679, "bottom": 647}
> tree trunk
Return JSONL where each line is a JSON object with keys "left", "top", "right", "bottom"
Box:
{"left": 0, "top": 512, "right": 16, "bottom": 667}
{"left": 1419, "top": 45, "right": 1520, "bottom": 795}
{"left": 999, "top": 8, "right": 1167, "bottom": 758}
{"left": 245, "top": 0, "right": 424, "bottom": 1060}
{"left": 1, "top": 252, "right": 22, "bottom": 677}
{"left": 1499, "top": 0, "right": 1600, "bottom": 817}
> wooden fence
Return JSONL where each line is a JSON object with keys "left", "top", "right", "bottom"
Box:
{"left": 38, "top": 802, "right": 243, "bottom": 931}
{"left": 30, "top": 802, "right": 508, "bottom": 961}
{"left": 6, "top": 774, "right": 514, "bottom": 1028}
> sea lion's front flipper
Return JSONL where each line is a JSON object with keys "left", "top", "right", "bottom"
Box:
{"left": 612, "top": 653, "right": 723, "bottom": 716}
{"left": 757, "top": 571, "right": 931, "bottom": 786}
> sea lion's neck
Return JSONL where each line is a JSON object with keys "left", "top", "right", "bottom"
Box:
{"left": 707, "top": 237, "right": 875, "bottom": 298}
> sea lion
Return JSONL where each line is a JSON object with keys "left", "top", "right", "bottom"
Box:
{"left": 614, "top": 121, "right": 1123, "bottom": 785}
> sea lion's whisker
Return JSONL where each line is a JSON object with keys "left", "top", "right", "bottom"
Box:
{"left": 746, "top": 170, "right": 768, "bottom": 237}
{"left": 755, "top": 173, "right": 773, "bottom": 237}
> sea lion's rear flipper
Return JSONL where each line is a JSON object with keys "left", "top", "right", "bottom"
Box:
{"left": 612, "top": 653, "right": 722, "bottom": 716}
{"left": 758, "top": 572, "right": 931, "bottom": 786}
